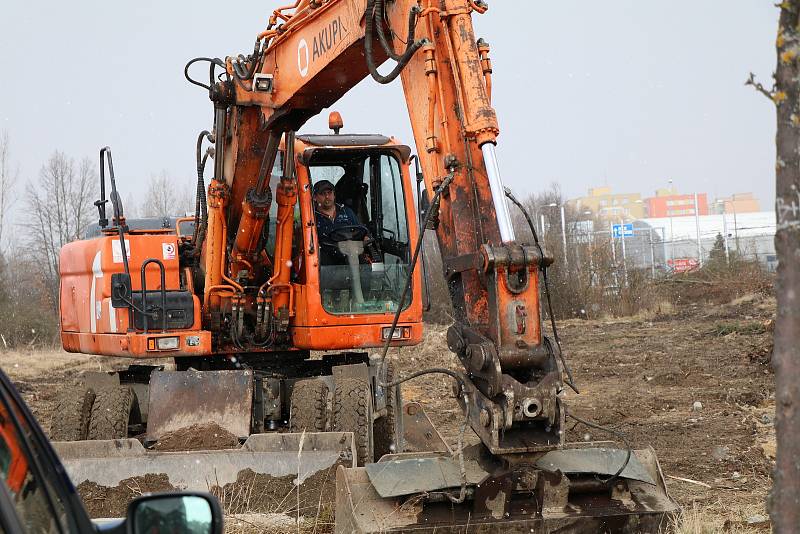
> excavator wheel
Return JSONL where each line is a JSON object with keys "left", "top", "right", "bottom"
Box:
{"left": 373, "top": 360, "right": 401, "bottom": 460}
{"left": 88, "top": 385, "right": 140, "bottom": 440}
{"left": 332, "top": 378, "right": 373, "bottom": 466}
{"left": 50, "top": 386, "right": 96, "bottom": 441}
{"left": 289, "top": 378, "right": 329, "bottom": 432}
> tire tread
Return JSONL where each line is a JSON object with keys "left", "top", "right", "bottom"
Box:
{"left": 88, "top": 386, "right": 135, "bottom": 440}
{"left": 332, "top": 378, "right": 372, "bottom": 466}
{"left": 289, "top": 379, "right": 329, "bottom": 432}
{"left": 50, "top": 386, "right": 96, "bottom": 441}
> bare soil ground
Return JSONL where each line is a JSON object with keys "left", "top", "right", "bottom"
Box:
{"left": 0, "top": 293, "right": 775, "bottom": 531}
{"left": 398, "top": 293, "right": 776, "bottom": 532}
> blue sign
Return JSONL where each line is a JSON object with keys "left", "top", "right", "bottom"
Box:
{"left": 612, "top": 223, "right": 634, "bottom": 238}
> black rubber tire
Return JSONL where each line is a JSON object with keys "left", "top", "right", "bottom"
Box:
{"left": 373, "top": 360, "right": 402, "bottom": 459}
{"left": 88, "top": 386, "right": 138, "bottom": 440}
{"left": 49, "top": 386, "right": 96, "bottom": 441}
{"left": 331, "top": 378, "right": 373, "bottom": 466}
{"left": 289, "top": 379, "right": 329, "bottom": 432}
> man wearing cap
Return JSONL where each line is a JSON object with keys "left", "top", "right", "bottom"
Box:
{"left": 313, "top": 179, "right": 364, "bottom": 265}
{"left": 313, "top": 178, "right": 362, "bottom": 232}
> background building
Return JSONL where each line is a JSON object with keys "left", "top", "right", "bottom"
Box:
{"left": 712, "top": 193, "right": 761, "bottom": 214}
{"left": 567, "top": 186, "right": 646, "bottom": 219}
{"left": 645, "top": 190, "right": 709, "bottom": 218}
{"left": 637, "top": 211, "right": 776, "bottom": 271}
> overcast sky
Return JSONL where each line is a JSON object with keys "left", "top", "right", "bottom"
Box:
{"left": 0, "top": 1, "right": 778, "bottom": 227}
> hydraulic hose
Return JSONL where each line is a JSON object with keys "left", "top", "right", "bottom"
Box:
{"left": 373, "top": 173, "right": 468, "bottom": 503}
{"left": 565, "top": 406, "right": 632, "bottom": 487}
{"left": 504, "top": 187, "right": 579, "bottom": 394}
{"left": 383, "top": 367, "right": 470, "bottom": 504}
{"left": 379, "top": 172, "right": 454, "bottom": 365}
{"left": 232, "top": 38, "right": 265, "bottom": 82}
{"left": 193, "top": 131, "right": 213, "bottom": 262}
{"left": 376, "top": 0, "right": 420, "bottom": 62}
{"left": 184, "top": 57, "right": 226, "bottom": 93}
{"left": 364, "top": 0, "right": 426, "bottom": 84}
{"left": 504, "top": 187, "right": 539, "bottom": 246}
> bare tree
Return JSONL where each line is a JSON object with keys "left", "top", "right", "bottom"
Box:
{"left": 507, "top": 184, "right": 652, "bottom": 320}
{"left": 24, "top": 152, "right": 97, "bottom": 307}
{"left": 0, "top": 131, "right": 17, "bottom": 252}
{"left": 140, "top": 171, "right": 194, "bottom": 218}
{"left": 748, "top": 3, "right": 800, "bottom": 528}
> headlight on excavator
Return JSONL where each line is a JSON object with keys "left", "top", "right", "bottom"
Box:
{"left": 382, "top": 327, "right": 410, "bottom": 340}
{"left": 147, "top": 336, "right": 180, "bottom": 351}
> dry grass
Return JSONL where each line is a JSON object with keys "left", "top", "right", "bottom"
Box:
{"left": 223, "top": 510, "right": 334, "bottom": 534}
{"left": 0, "top": 347, "right": 173, "bottom": 380}
{"left": 669, "top": 502, "right": 770, "bottom": 533}
{"left": 219, "top": 494, "right": 334, "bottom": 533}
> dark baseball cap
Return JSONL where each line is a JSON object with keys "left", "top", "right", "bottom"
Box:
{"left": 313, "top": 180, "right": 334, "bottom": 195}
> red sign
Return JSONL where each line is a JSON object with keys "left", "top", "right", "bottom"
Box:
{"left": 668, "top": 258, "right": 700, "bottom": 273}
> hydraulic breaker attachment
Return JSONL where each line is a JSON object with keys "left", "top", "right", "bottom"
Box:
{"left": 335, "top": 443, "right": 678, "bottom": 533}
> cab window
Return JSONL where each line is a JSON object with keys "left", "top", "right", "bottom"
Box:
{"left": 309, "top": 150, "right": 411, "bottom": 315}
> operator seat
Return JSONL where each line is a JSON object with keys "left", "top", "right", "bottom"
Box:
{"left": 334, "top": 170, "right": 370, "bottom": 225}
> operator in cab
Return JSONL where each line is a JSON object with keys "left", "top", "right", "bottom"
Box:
{"left": 313, "top": 177, "right": 382, "bottom": 311}
{"left": 313, "top": 179, "right": 361, "bottom": 248}
{"left": 313, "top": 178, "right": 380, "bottom": 264}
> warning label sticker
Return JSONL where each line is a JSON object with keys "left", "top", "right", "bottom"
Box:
{"left": 162, "top": 242, "right": 176, "bottom": 261}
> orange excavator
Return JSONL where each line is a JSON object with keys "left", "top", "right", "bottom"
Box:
{"left": 55, "top": 0, "right": 677, "bottom": 530}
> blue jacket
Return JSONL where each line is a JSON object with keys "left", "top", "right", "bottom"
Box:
{"left": 315, "top": 204, "right": 360, "bottom": 243}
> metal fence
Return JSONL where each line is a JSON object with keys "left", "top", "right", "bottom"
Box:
{"left": 532, "top": 211, "right": 776, "bottom": 279}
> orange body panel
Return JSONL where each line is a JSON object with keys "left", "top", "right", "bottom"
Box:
{"left": 59, "top": 232, "right": 209, "bottom": 357}
{"left": 61, "top": 331, "right": 212, "bottom": 358}
{"left": 291, "top": 323, "right": 421, "bottom": 350}
{"left": 60, "top": 233, "right": 187, "bottom": 333}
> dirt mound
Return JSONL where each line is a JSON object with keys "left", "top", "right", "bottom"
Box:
{"left": 152, "top": 422, "right": 240, "bottom": 451}
{"left": 78, "top": 474, "right": 175, "bottom": 518}
{"left": 210, "top": 466, "right": 339, "bottom": 517}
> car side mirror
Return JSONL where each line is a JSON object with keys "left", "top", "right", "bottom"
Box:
{"left": 128, "top": 493, "right": 223, "bottom": 534}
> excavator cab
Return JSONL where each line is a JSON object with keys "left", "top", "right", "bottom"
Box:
{"left": 273, "top": 132, "right": 423, "bottom": 350}
{"left": 303, "top": 138, "right": 412, "bottom": 315}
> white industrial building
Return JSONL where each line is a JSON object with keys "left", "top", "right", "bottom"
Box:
{"left": 626, "top": 211, "right": 776, "bottom": 271}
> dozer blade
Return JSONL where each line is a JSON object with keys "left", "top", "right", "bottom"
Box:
{"left": 54, "top": 432, "right": 354, "bottom": 515}
{"left": 335, "top": 445, "right": 678, "bottom": 533}
{"left": 146, "top": 369, "right": 254, "bottom": 441}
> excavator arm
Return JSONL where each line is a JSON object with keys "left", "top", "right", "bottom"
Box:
{"left": 203, "top": 0, "right": 563, "bottom": 455}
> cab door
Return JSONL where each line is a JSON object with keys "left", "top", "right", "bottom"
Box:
{"left": 290, "top": 146, "right": 423, "bottom": 348}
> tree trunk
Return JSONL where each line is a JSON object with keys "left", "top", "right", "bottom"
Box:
{"left": 772, "top": 3, "right": 800, "bottom": 530}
